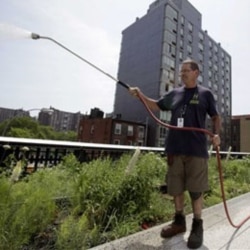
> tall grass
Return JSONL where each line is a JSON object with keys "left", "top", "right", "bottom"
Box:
{"left": 0, "top": 153, "right": 249, "bottom": 249}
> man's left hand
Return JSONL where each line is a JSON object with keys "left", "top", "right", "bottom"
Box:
{"left": 212, "top": 134, "right": 220, "bottom": 147}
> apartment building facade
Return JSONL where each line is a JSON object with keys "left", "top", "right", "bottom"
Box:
{"left": 114, "top": 0, "right": 231, "bottom": 150}
{"left": 0, "top": 107, "right": 30, "bottom": 123}
{"left": 38, "top": 106, "right": 82, "bottom": 132}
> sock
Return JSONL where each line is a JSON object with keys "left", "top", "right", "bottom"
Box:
{"left": 193, "top": 214, "right": 201, "bottom": 220}
{"left": 176, "top": 210, "right": 184, "bottom": 215}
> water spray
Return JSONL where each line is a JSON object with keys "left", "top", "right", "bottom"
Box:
{"left": 0, "top": 23, "right": 31, "bottom": 40}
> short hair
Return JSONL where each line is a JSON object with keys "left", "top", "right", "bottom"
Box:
{"left": 182, "top": 59, "right": 200, "bottom": 72}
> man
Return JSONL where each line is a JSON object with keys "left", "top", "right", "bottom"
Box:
{"left": 129, "top": 59, "right": 221, "bottom": 249}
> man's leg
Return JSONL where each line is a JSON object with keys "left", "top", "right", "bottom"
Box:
{"left": 190, "top": 192, "right": 203, "bottom": 219}
{"left": 160, "top": 193, "right": 186, "bottom": 238}
{"left": 185, "top": 156, "right": 208, "bottom": 248}
{"left": 188, "top": 192, "right": 204, "bottom": 249}
{"left": 174, "top": 193, "right": 185, "bottom": 213}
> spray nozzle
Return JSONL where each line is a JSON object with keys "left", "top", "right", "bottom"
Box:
{"left": 31, "top": 33, "right": 40, "bottom": 40}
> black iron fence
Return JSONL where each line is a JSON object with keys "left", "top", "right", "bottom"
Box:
{"left": 0, "top": 136, "right": 250, "bottom": 173}
{"left": 0, "top": 136, "right": 164, "bottom": 172}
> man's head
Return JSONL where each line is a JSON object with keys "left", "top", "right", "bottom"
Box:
{"left": 180, "top": 59, "right": 199, "bottom": 88}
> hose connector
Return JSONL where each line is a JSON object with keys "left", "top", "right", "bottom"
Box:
{"left": 31, "top": 33, "right": 40, "bottom": 40}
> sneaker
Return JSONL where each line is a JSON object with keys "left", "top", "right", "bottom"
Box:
{"left": 187, "top": 218, "right": 203, "bottom": 249}
{"left": 160, "top": 213, "right": 186, "bottom": 238}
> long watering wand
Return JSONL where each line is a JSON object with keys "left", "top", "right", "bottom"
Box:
{"left": 31, "top": 33, "right": 130, "bottom": 90}
{"left": 31, "top": 32, "right": 250, "bottom": 228}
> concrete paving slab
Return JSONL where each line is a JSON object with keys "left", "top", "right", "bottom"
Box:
{"left": 89, "top": 192, "right": 250, "bottom": 250}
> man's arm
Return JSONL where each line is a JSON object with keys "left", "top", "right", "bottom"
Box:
{"left": 211, "top": 115, "right": 221, "bottom": 147}
{"left": 129, "top": 87, "right": 160, "bottom": 111}
{"left": 211, "top": 115, "right": 221, "bottom": 134}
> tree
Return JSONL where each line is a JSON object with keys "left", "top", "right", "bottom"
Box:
{"left": 0, "top": 116, "right": 77, "bottom": 141}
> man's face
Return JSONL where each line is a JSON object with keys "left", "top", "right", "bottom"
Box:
{"left": 180, "top": 63, "right": 198, "bottom": 86}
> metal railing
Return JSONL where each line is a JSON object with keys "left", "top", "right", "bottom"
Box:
{"left": 0, "top": 136, "right": 249, "bottom": 172}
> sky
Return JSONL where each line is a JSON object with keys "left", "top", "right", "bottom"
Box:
{"left": 0, "top": 0, "right": 249, "bottom": 116}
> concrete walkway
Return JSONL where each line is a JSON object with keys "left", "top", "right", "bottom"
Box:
{"left": 89, "top": 192, "right": 250, "bottom": 250}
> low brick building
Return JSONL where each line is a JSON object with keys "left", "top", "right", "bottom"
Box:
{"left": 231, "top": 115, "right": 250, "bottom": 152}
{"left": 78, "top": 108, "right": 147, "bottom": 146}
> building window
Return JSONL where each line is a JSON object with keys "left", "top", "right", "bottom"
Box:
{"left": 213, "top": 84, "right": 218, "bottom": 92}
{"left": 138, "top": 126, "right": 144, "bottom": 139}
{"left": 159, "top": 126, "right": 167, "bottom": 138}
{"left": 179, "top": 51, "right": 183, "bottom": 61}
{"left": 164, "top": 30, "right": 177, "bottom": 45}
{"left": 163, "top": 42, "right": 176, "bottom": 56}
{"left": 208, "top": 80, "right": 212, "bottom": 88}
{"left": 187, "top": 33, "right": 193, "bottom": 43}
{"left": 165, "top": 83, "right": 174, "bottom": 92}
{"left": 165, "top": 5, "right": 178, "bottom": 21}
{"left": 187, "top": 44, "right": 192, "bottom": 54}
{"left": 160, "top": 110, "right": 171, "bottom": 122}
{"left": 188, "top": 22, "right": 193, "bottom": 33}
{"left": 198, "top": 75, "right": 203, "bottom": 84}
{"left": 198, "top": 42, "right": 203, "bottom": 52}
{"left": 181, "top": 15, "right": 185, "bottom": 26}
{"left": 180, "top": 27, "right": 184, "bottom": 37}
{"left": 114, "top": 139, "right": 120, "bottom": 144}
{"left": 165, "top": 18, "right": 177, "bottom": 33}
{"left": 127, "top": 125, "right": 133, "bottom": 136}
{"left": 198, "top": 63, "right": 203, "bottom": 72}
{"left": 162, "top": 55, "right": 175, "bottom": 69}
{"left": 161, "top": 68, "right": 175, "bottom": 83}
{"left": 214, "top": 45, "right": 218, "bottom": 54}
{"left": 179, "top": 39, "right": 184, "bottom": 49}
{"left": 198, "top": 52, "right": 203, "bottom": 62}
{"left": 114, "top": 123, "right": 122, "bottom": 135}
{"left": 208, "top": 60, "right": 212, "bottom": 68}
{"left": 198, "top": 31, "right": 204, "bottom": 41}
{"left": 90, "top": 125, "right": 94, "bottom": 134}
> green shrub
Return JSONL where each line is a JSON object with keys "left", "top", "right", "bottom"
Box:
{"left": 0, "top": 152, "right": 250, "bottom": 249}
{"left": 0, "top": 178, "right": 56, "bottom": 249}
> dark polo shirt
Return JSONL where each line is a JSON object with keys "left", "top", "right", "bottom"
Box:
{"left": 157, "top": 85, "right": 219, "bottom": 158}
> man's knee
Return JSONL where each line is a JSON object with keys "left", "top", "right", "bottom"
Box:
{"left": 189, "top": 192, "right": 202, "bottom": 201}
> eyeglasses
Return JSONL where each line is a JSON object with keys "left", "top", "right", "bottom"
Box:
{"left": 180, "top": 69, "right": 193, "bottom": 73}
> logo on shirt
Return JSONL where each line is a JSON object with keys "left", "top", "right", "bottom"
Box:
{"left": 189, "top": 93, "right": 199, "bottom": 104}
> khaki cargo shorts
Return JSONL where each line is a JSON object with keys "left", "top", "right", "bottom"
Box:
{"left": 166, "top": 154, "right": 209, "bottom": 196}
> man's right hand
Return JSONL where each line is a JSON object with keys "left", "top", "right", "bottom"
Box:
{"left": 129, "top": 87, "right": 141, "bottom": 98}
